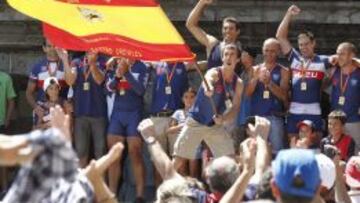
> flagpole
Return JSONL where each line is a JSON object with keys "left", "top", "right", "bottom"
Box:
{"left": 192, "top": 60, "right": 218, "bottom": 116}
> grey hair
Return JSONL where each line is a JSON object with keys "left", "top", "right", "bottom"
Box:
{"left": 155, "top": 178, "right": 197, "bottom": 203}
{"left": 205, "top": 156, "right": 240, "bottom": 194}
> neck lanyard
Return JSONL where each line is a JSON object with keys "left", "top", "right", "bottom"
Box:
{"left": 300, "top": 58, "right": 312, "bottom": 81}
{"left": 165, "top": 63, "right": 177, "bottom": 85}
{"left": 82, "top": 58, "right": 91, "bottom": 81}
{"left": 340, "top": 69, "right": 351, "bottom": 96}
{"left": 220, "top": 69, "right": 234, "bottom": 99}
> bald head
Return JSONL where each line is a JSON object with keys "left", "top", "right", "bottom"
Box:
{"left": 263, "top": 38, "right": 280, "bottom": 63}
{"left": 336, "top": 42, "right": 357, "bottom": 67}
{"left": 337, "top": 42, "right": 357, "bottom": 55}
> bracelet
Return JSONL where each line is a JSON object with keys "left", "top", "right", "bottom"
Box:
{"left": 98, "top": 194, "right": 116, "bottom": 203}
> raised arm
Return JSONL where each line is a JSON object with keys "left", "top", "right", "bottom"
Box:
{"left": 186, "top": 0, "right": 218, "bottom": 53}
{"left": 88, "top": 53, "right": 105, "bottom": 85}
{"left": 276, "top": 5, "right": 300, "bottom": 55}
{"left": 245, "top": 66, "right": 259, "bottom": 97}
{"left": 138, "top": 119, "right": 182, "bottom": 181}
{"left": 56, "top": 48, "right": 76, "bottom": 86}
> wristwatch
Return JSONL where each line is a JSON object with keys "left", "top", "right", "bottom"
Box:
{"left": 144, "top": 136, "right": 157, "bottom": 145}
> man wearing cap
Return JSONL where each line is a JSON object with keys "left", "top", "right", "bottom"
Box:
{"left": 346, "top": 156, "right": 360, "bottom": 202}
{"left": 271, "top": 149, "right": 321, "bottom": 203}
{"left": 295, "top": 120, "right": 319, "bottom": 149}
{"left": 246, "top": 38, "right": 290, "bottom": 155}
{"left": 186, "top": 0, "right": 241, "bottom": 69}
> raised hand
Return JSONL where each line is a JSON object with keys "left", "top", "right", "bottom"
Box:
{"left": 247, "top": 116, "right": 271, "bottom": 140}
{"left": 287, "top": 5, "right": 301, "bottom": 16}
{"left": 240, "top": 138, "right": 257, "bottom": 172}
{"left": 55, "top": 47, "right": 69, "bottom": 61}
{"left": 49, "top": 105, "right": 71, "bottom": 141}
{"left": 87, "top": 52, "right": 98, "bottom": 65}
{"left": 137, "top": 119, "right": 156, "bottom": 143}
{"left": 200, "top": 0, "right": 213, "bottom": 5}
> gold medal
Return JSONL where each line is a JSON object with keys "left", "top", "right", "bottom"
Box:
{"left": 83, "top": 82, "right": 90, "bottom": 91}
{"left": 301, "top": 82, "right": 307, "bottom": 91}
{"left": 338, "top": 96, "right": 345, "bottom": 105}
{"left": 263, "top": 90, "right": 270, "bottom": 99}
{"left": 119, "top": 89, "right": 125, "bottom": 95}
{"left": 165, "top": 86, "right": 172, "bottom": 95}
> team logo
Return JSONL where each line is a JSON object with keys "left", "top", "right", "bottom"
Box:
{"left": 351, "top": 79, "right": 358, "bottom": 86}
{"left": 272, "top": 73, "right": 280, "bottom": 81}
{"left": 77, "top": 7, "right": 103, "bottom": 23}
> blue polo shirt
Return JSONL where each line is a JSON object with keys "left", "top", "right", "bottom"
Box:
{"left": 72, "top": 57, "right": 107, "bottom": 118}
{"left": 106, "top": 61, "right": 148, "bottom": 112}
{"left": 151, "top": 62, "right": 188, "bottom": 114}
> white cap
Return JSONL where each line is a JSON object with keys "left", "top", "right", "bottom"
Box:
{"left": 315, "top": 153, "right": 336, "bottom": 190}
{"left": 43, "top": 77, "right": 59, "bottom": 92}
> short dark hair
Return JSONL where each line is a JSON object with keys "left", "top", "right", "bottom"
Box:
{"left": 280, "top": 193, "right": 313, "bottom": 203}
{"left": 222, "top": 43, "right": 242, "bottom": 58}
{"left": 223, "top": 16, "right": 240, "bottom": 30}
{"left": 298, "top": 31, "right": 315, "bottom": 42}
{"left": 328, "top": 110, "right": 347, "bottom": 125}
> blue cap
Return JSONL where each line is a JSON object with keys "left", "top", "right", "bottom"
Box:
{"left": 272, "top": 149, "right": 321, "bottom": 198}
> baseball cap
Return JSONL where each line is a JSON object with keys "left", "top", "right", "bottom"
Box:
{"left": 297, "top": 120, "right": 315, "bottom": 130}
{"left": 272, "top": 149, "right": 321, "bottom": 198}
{"left": 345, "top": 156, "right": 360, "bottom": 188}
{"left": 43, "top": 77, "right": 60, "bottom": 92}
{"left": 315, "top": 153, "right": 336, "bottom": 190}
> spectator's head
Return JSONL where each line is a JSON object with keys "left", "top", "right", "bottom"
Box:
{"left": 241, "top": 46, "right": 257, "bottom": 68}
{"left": 42, "top": 39, "right": 58, "bottom": 59}
{"left": 337, "top": 42, "right": 357, "bottom": 68}
{"left": 296, "top": 120, "right": 317, "bottom": 147}
{"left": 271, "top": 149, "right": 321, "bottom": 203}
{"left": 328, "top": 110, "right": 347, "bottom": 137}
{"left": 315, "top": 153, "right": 336, "bottom": 196}
{"left": 221, "top": 43, "right": 241, "bottom": 68}
{"left": 297, "top": 31, "right": 316, "bottom": 59}
{"left": 256, "top": 168, "right": 276, "bottom": 201}
{"left": 182, "top": 87, "right": 197, "bottom": 109}
{"left": 205, "top": 156, "right": 240, "bottom": 194}
{"left": 156, "top": 178, "right": 199, "bottom": 203}
{"left": 262, "top": 38, "right": 281, "bottom": 63}
{"left": 222, "top": 17, "right": 240, "bottom": 43}
{"left": 43, "top": 77, "right": 60, "bottom": 101}
{"left": 345, "top": 156, "right": 360, "bottom": 189}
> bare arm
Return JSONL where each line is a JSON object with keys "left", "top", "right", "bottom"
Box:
{"left": 276, "top": 5, "right": 300, "bottom": 55}
{"left": 334, "top": 156, "right": 352, "bottom": 203}
{"left": 166, "top": 118, "right": 184, "bottom": 134}
{"left": 186, "top": 0, "right": 218, "bottom": 54}
{"left": 56, "top": 48, "right": 76, "bottom": 86}
{"left": 138, "top": 119, "right": 181, "bottom": 181}
{"left": 223, "top": 79, "right": 243, "bottom": 123}
{"left": 245, "top": 66, "right": 259, "bottom": 97}
{"left": 5, "top": 98, "right": 15, "bottom": 128}
{"left": 26, "top": 81, "right": 38, "bottom": 109}
{"left": 88, "top": 53, "right": 105, "bottom": 85}
{"left": 268, "top": 67, "right": 290, "bottom": 103}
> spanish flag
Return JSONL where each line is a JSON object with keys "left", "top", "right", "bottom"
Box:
{"left": 7, "top": 0, "right": 195, "bottom": 62}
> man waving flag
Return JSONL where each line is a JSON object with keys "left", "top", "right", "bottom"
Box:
{"left": 7, "top": 0, "right": 195, "bottom": 61}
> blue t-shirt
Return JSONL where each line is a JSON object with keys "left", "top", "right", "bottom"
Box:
{"left": 251, "top": 64, "right": 284, "bottom": 116}
{"left": 106, "top": 61, "right": 148, "bottom": 112}
{"left": 330, "top": 67, "right": 360, "bottom": 122}
{"left": 72, "top": 57, "right": 107, "bottom": 118}
{"left": 190, "top": 68, "right": 238, "bottom": 126}
{"left": 151, "top": 62, "right": 188, "bottom": 114}
{"left": 29, "top": 58, "right": 68, "bottom": 101}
